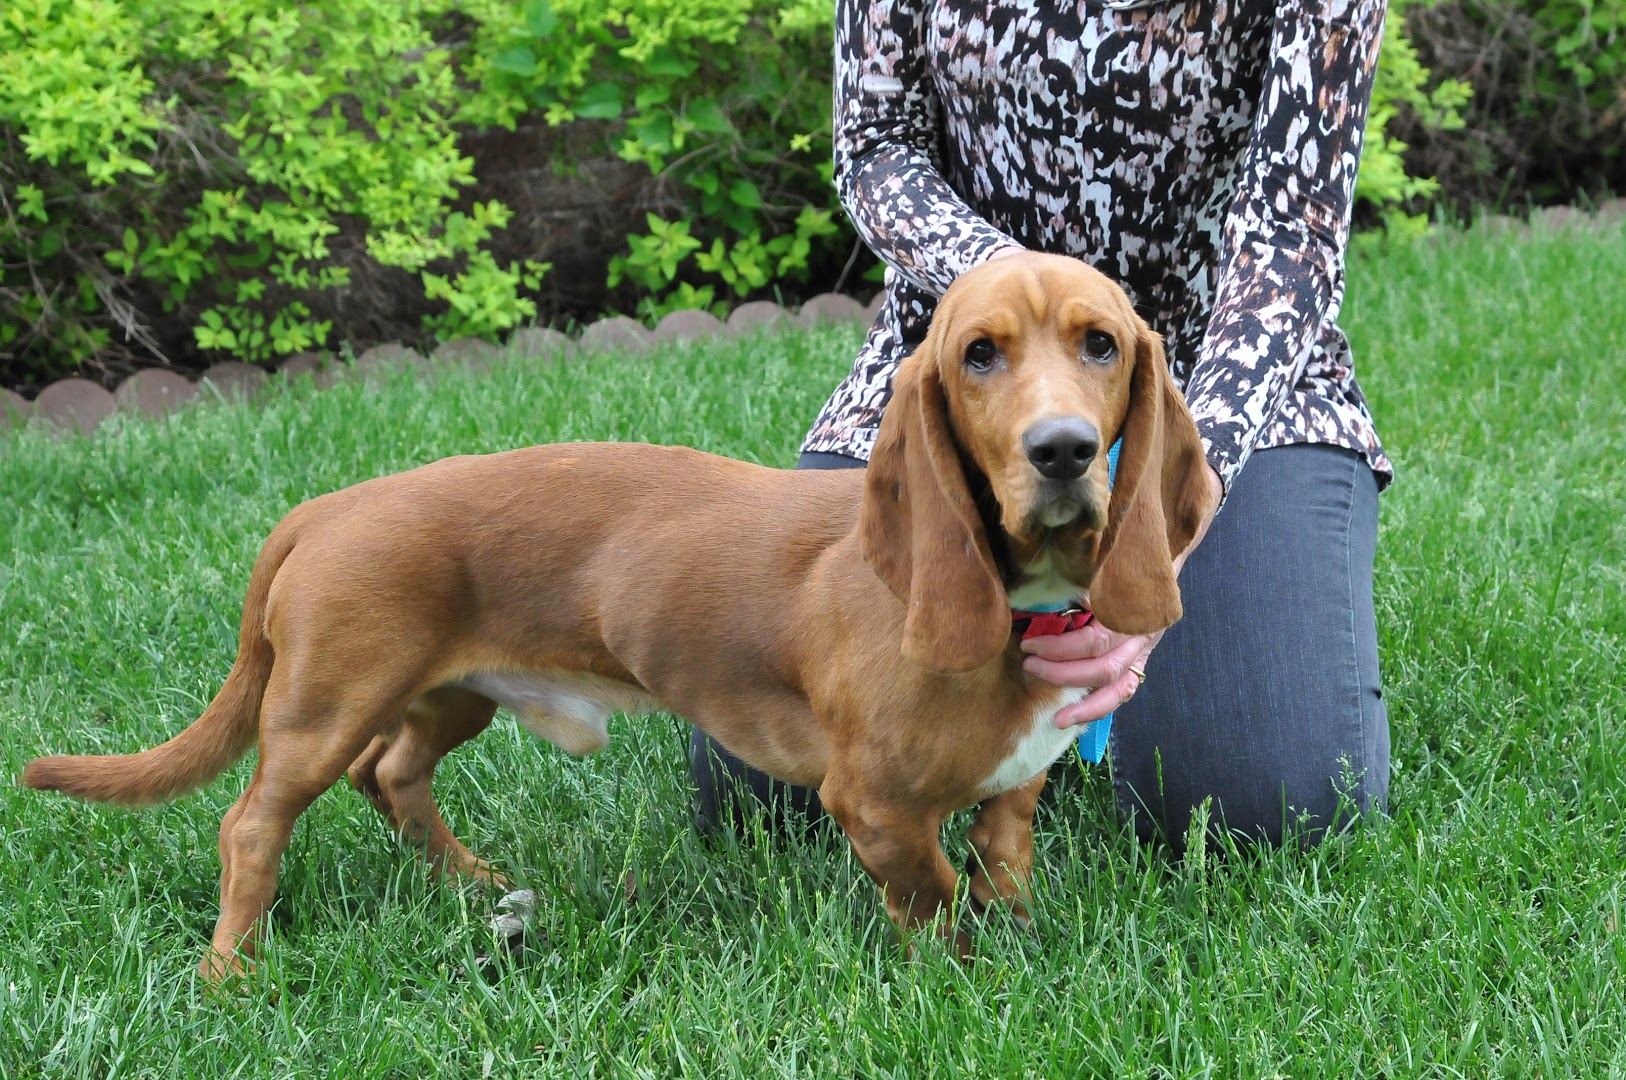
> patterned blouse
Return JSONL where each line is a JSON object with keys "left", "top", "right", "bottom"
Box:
{"left": 802, "top": 0, "right": 1394, "bottom": 498}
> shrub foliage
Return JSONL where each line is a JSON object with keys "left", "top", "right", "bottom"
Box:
{"left": 1357, "top": 0, "right": 1473, "bottom": 238}
{"left": 458, "top": 0, "right": 841, "bottom": 322}
{"left": 1396, "top": 0, "right": 1626, "bottom": 212}
{"left": 1, "top": 0, "right": 541, "bottom": 382}
{"left": 0, "top": 0, "right": 837, "bottom": 386}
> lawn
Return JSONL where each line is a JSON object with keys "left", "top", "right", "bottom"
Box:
{"left": 2, "top": 221, "right": 1623, "bottom": 1078}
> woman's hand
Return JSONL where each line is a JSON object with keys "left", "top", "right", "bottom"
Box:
{"left": 1023, "top": 463, "right": 1224, "bottom": 728}
{"left": 1022, "top": 622, "right": 1161, "bottom": 728}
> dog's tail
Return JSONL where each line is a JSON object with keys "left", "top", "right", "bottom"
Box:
{"left": 21, "top": 519, "right": 300, "bottom": 807}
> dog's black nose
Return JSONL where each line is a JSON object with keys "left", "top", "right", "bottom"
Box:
{"left": 1023, "top": 417, "right": 1099, "bottom": 481}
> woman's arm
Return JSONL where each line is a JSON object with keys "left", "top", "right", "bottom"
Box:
{"left": 833, "top": 0, "right": 1023, "bottom": 295}
{"left": 1185, "top": 0, "right": 1389, "bottom": 499}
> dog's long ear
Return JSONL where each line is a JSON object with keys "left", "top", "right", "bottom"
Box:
{"left": 860, "top": 346, "right": 1009, "bottom": 673}
{"left": 1089, "top": 325, "right": 1216, "bottom": 635}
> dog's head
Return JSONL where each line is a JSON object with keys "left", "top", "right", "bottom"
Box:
{"left": 860, "top": 253, "right": 1216, "bottom": 672}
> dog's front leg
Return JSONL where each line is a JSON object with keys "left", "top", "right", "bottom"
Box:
{"left": 964, "top": 771, "right": 1047, "bottom": 928}
{"left": 819, "top": 780, "right": 968, "bottom": 959}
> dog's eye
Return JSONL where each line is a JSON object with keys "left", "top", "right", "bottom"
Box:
{"left": 964, "top": 337, "right": 999, "bottom": 371}
{"left": 1083, "top": 330, "right": 1117, "bottom": 362}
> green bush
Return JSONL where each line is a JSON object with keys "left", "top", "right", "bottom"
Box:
{"left": 456, "top": 0, "right": 841, "bottom": 322}
{"left": 1396, "top": 0, "right": 1626, "bottom": 212}
{"left": 0, "top": 0, "right": 844, "bottom": 385}
{"left": 0, "top": 0, "right": 548, "bottom": 384}
{"left": 1357, "top": 0, "right": 1473, "bottom": 238}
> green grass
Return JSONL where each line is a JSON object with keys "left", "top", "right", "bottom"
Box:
{"left": 2, "top": 220, "right": 1624, "bottom": 1077}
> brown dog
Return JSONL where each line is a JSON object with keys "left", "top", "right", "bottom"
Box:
{"left": 23, "top": 253, "right": 1215, "bottom": 981}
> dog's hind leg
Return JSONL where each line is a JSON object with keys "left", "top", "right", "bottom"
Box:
{"left": 204, "top": 663, "right": 416, "bottom": 982}
{"left": 346, "top": 686, "right": 502, "bottom": 883}
{"left": 964, "top": 771, "right": 1047, "bottom": 928}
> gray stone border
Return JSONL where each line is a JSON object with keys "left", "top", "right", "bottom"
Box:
{"left": 0, "top": 290, "right": 883, "bottom": 438}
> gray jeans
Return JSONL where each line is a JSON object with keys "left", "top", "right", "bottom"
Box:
{"left": 688, "top": 442, "right": 1388, "bottom": 848}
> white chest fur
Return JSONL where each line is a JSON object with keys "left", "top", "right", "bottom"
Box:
{"left": 978, "top": 686, "right": 1089, "bottom": 797}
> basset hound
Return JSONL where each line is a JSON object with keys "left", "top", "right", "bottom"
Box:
{"left": 23, "top": 252, "right": 1216, "bottom": 981}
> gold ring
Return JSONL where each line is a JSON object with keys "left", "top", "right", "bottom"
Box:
{"left": 1127, "top": 665, "right": 1147, "bottom": 683}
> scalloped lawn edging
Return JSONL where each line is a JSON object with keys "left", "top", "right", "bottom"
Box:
{"left": 1, "top": 291, "right": 882, "bottom": 439}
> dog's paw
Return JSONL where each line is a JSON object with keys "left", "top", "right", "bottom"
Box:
{"left": 963, "top": 852, "right": 1033, "bottom": 931}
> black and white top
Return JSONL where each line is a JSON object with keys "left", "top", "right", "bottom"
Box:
{"left": 803, "top": 0, "right": 1394, "bottom": 497}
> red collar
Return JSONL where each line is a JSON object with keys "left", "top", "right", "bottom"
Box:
{"left": 1010, "top": 605, "right": 1094, "bottom": 640}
